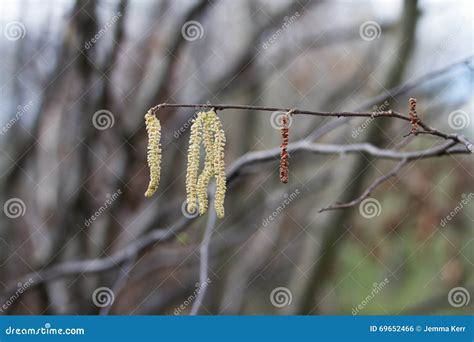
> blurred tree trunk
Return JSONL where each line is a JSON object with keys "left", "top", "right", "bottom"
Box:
{"left": 290, "top": 0, "right": 420, "bottom": 315}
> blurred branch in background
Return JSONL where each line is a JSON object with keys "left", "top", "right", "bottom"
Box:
{"left": 2, "top": 117, "right": 470, "bottom": 302}
{"left": 289, "top": 0, "right": 420, "bottom": 314}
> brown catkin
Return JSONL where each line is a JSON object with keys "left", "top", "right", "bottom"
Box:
{"left": 408, "top": 98, "right": 418, "bottom": 135}
{"left": 279, "top": 113, "right": 289, "bottom": 184}
{"left": 144, "top": 111, "right": 162, "bottom": 197}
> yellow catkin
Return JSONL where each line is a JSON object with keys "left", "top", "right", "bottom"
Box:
{"left": 144, "top": 111, "right": 161, "bottom": 197}
{"left": 185, "top": 109, "right": 226, "bottom": 218}
{"left": 212, "top": 113, "right": 226, "bottom": 218}
{"left": 186, "top": 112, "right": 204, "bottom": 213}
{"left": 197, "top": 111, "right": 216, "bottom": 215}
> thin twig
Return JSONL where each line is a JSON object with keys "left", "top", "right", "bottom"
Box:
{"left": 304, "top": 55, "right": 474, "bottom": 142}
{"left": 152, "top": 103, "right": 472, "bottom": 150}
{"left": 355, "top": 55, "right": 473, "bottom": 111}
{"left": 319, "top": 159, "right": 409, "bottom": 212}
{"left": 154, "top": 103, "right": 409, "bottom": 120}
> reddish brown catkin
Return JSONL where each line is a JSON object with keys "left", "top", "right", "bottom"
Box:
{"left": 279, "top": 113, "right": 290, "bottom": 184}
{"left": 408, "top": 98, "right": 418, "bottom": 135}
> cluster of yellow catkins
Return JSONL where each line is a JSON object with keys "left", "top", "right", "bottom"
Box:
{"left": 144, "top": 110, "right": 162, "bottom": 197}
{"left": 186, "top": 110, "right": 226, "bottom": 218}
{"left": 144, "top": 109, "right": 226, "bottom": 218}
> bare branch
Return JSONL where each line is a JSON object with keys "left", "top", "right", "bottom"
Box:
{"left": 227, "top": 139, "right": 466, "bottom": 185}
{"left": 319, "top": 159, "right": 409, "bottom": 212}
{"left": 0, "top": 217, "right": 191, "bottom": 299}
{"left": 154, "top": 103, "right": 409, "bottom": 120}
{"left": 152, "top": 103, "right": 472, "bottom": 150}
{"left": 305, "top": 55, "right": 474, "bottom": 142}
{"left": 2, "top": 108, "right": 471, "bottom": 300}
{"left": 128, "top": 0, "right": 213, "bottom": 130}
{"left": 355, "top": 55, "right": 474, "bottom": 111}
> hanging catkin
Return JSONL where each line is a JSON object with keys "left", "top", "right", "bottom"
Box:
{"left": 186, "top": 112, "right": 204, "bottom": 213}
{"left": 186, "top": 109, "right": 226, "bottom": 218}
{"left": 212, "top": 112, "right": 226, "bottom": 218}
{"left": 197, "top": 111, "right": 216, "bottom": 215}
{"left": 279, "top": 113, "right": 290, "bottom": 184}
{"left": 144, "top": 110, "right": 162, "bottom": 197}
{"left": 408, "top": 98, "right": 418, "bottom": 135}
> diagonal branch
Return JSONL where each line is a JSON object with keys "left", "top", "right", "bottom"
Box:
{"left": 355, "top": 55, "right": 473, "bottom": 111}
{"left": 1, "top": 137, "right": 469, "bottom": 300}
{"left": 305, "top": 55, "right": 474, "bottom": 142}
{"left": 318, "top": 158, "right": 409, "bottom": 212}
